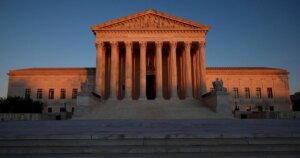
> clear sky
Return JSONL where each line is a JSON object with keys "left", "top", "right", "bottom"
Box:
{"left": 0, "top": 0, "right": 299, "bottom": 97}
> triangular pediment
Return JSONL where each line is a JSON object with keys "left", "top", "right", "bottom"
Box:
{"left": 91, "top": 9, "right": 209, "bottom": 31}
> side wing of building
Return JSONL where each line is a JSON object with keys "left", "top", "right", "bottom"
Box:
{"left": 206, "top": 67, "right": 291, "bottom": 111}
{"left": 7, "top": 68, "right": 95, "bottom": 113}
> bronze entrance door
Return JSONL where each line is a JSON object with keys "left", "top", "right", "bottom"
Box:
{"left": 146, "top": 75, "right": 156, "bottom": 99}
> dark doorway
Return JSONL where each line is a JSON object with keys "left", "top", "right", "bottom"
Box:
{"left": 146, "top": 75, "right": 156, "bottom": 99}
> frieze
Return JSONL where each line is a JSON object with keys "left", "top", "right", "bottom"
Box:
{"left": 95, "top": 31, "right": 206, "bottom": 39}
{"left": 95, "top": 30, "right": 207, "bottom": 34}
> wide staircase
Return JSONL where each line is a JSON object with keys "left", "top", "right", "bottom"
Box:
{"left": 73, "top": 99, "right": 233, "bottom": 119}
{"left": 1, "top": 137, "right": 300, "bottom": 158}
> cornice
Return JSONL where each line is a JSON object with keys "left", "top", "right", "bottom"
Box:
{"left": 206, "top": 67, "right": 289, "bottom": 75}
{"left": 8, "top": 67, "right": 289, "bottom": 76}
{"left": 95, "top": 30, "right": 207, "bottom": 34}
{"left": 8, "top": 68, "right": 95, "bottom": 76}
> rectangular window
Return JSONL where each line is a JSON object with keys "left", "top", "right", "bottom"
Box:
{"left": 60, "top": 107, "right": 66, "bottom": 112}
{"left": 223, "top": 88, "right": 227, "bottom": 92}
{"left": 257, "top": 106, "right": 263, "bottom": 112}
{"left": 60, "top": 88, "right": 66, "bottom": 99}
{"left": 36, "top": 89, "right": 43, "bottom": 99}
{"left": 72, "top": 88, "right": 78, "bottom": 99}
{"left": 233, "top": 88, "right": 239, "bottom": 98}
{"left": 25, "top": 88, "right": 31, "bottom": 99}
{"left": 48, "top": 107, "right": 52, "bottom": 113}
{"left": 246, "top": 106, "right": 251, "bottom": 111}
{"left": 256, "top": 88, "right": 262, "bottom": 98}
{"left": 270, "top": 106, "right": 274, "bottom": 111}
{"left": 267, "top": 88, "right": 273, "bottom": 98}
{"left": 49, "top": 89, "right": 54, "bottom": 99}
{"left": 245, "top": 88, "right": 250, "bottom": 98}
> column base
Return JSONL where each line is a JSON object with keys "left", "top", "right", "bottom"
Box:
{"left": 170, "top": 97, "right": 180, "bottom": 101}
{"left": 155, "top": 96, "right": 164, "bottom": 101}
{"left": 108, "top": 96, "right": 118, "bottom": 100}
{"left": 123, "top": 97, "right": 133, "bottom": 101}
{"left": 184, "top": 96, "right": 194, "bottom": 101}
{"left": 138, "top": 97, "right": 147, "bottom": 101}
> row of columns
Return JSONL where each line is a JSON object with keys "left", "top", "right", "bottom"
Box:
{"left": 95, "top": 41, "right": 207, "bottom": 100}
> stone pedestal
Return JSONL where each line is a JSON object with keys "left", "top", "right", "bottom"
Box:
{"left": 77, "top": 94, "right": 90, "bottom": 106}
{"left": 74, "top": 94, "right": 101, "bottom": 118}
{"left": 215, "top": 91, "right": 232, "bottom": 115}
{"left": 203, "top": 91, "right": 233, "bottom": 117}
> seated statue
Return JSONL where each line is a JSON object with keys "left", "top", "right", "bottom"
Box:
{"left": 80, "top": 81, "right": 89, "bottom": 95}
{"left": 212, "top": 78, "right": 224, "bottom": 92}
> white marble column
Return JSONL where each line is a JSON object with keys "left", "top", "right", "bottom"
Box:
{"left": 101, "top": 43, "right": 106, "bottom": 98}
{"left": 192, "top": 51, "right": 198, "bottom": 98}
{"left": 95, "top": 41, "right": 104, "bottom": 97}
{"left": 196, "top": 44, "right": 201, "bottom": 99}
{"left": 125, "top": 41, "right": 132, "bottom": 99}
{"left": 170, "top": 41, "right": 178, "bottom": 99}
{"left": 199, "top": 41, "right": 207, "bottom": 95}
{"left": 184, "top": 41, "right": 192, "bottom": 98}
{"left": 156, "top": 41, "right": 163, "bottom": 99}
{"left": 140, "top": 41, "right": 147, "bottom": 99}
{"left": 110, "top": 41, "right": 119, "bottom": 99}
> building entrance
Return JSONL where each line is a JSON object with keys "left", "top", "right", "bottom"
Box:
{"left": 146, "top": 75, "right": 156, "bottom": 99}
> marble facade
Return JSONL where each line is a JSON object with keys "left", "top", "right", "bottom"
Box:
{"left": 6, "top": 10, "right": 292, "bottom": 117}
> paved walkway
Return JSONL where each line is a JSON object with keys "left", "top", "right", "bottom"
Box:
{"left": 1, "top": 119, "right": 300, "bottom": 139}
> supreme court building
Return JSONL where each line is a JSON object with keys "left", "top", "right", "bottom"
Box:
{"left": 7, "top": 10, "right": 292, "bottom": 119}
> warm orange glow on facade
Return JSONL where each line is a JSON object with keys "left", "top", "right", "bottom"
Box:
{"left": 6, "top": 10, "right": 291, "bottom": 115}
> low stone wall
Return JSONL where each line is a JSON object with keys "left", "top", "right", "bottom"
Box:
{"left": 234, "top": 111, "right": 300, "bottom": 119}
{"left": 0, "top": 113, "right": 73, "bottom": 121}
{"left": 0, "top": 113, "right": 42, "bottom": 121}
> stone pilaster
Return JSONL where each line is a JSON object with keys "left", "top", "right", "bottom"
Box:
{"left": 125, "top": 41, "right": 132, "bottom": 99}
{"left": 155, "top": 41, "right": 163, "bottom": 99}
{"left": 184, "top": 41, "right": 192, "bottom": 98}
{"left": 199, "top": 41, "right": 207, "bottom": 96}
{"left": 110, "top": 41, "right": 119, "bottom": 99}
{"left": 140, "top": 41, "right": 147, "bottom": 99}
{"left": 170, "top": 41, "right": 178, "bottom": 99}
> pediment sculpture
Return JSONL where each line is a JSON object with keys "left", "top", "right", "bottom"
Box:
{"left": 102, "top": 14, "right": 197, "bottom": 30}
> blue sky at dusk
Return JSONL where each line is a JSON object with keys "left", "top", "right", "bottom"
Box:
{"left": 0, "top": 0, "right": 299, "bottom": 97}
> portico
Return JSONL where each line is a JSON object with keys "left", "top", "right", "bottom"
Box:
{"left": 93, "top": 9, "right": 209, "bottom": 100}
{"left": 95, "top": 41, "right": 207, "bottom": 100}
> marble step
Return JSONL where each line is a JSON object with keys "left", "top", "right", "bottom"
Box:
{"left": 2, "top": 152, "right": 300, "bottom": 158}
{"left": 1, "top": 144, "right": 300, "bottom": 154}
{"left": 1, "top": 138, "right": 300, "bottom": 147}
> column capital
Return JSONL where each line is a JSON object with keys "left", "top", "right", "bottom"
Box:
{"left": 170, "top": 41, "right": 177, "bottom": 47}
{"left": 155, "top": 41, "right": 163, "bottom": 48}
{"left": 199, "top": 41, "right": 206, "bottom": 47}
{"left": 95, "top": 41, "right": 105, "bottom": 48}
{"left": 110, "top": 41, "right": 119, "bottom": 47}
{"left": 125, "top": 41, "right": 132, "bottom": 48}
{"left": 139, "top": 41, "right": 147, "bottom": 48}
{"left": 184, "top": 41, "right": 192, "bottom": 48}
